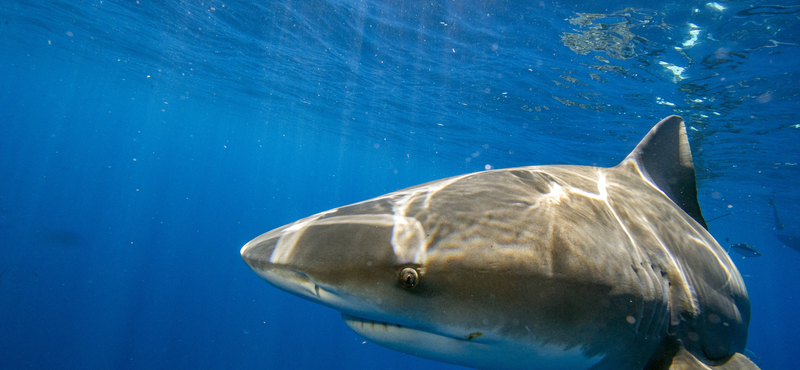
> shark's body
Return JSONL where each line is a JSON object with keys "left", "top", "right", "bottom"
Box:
{"left": 241, "top": 116, "right": 759, "bottom": 369}
{"left": 770, "top": 198, "right": 800, "bottom": 253}
{"left": 775, "top": 234, "right": 800, "bottom": 253}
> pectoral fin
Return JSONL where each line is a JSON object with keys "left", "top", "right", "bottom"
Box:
{"left": 669, "top": 347, "right": 760, "bottom": 370}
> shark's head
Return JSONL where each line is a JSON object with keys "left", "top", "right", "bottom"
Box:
{"left": 240, "top": 195, "right": 612, "bottom": 370}
{"left": 241, "top": 169, "right": 662, "bottom": 370}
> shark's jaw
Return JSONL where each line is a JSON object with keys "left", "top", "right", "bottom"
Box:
{"left": 245, "top": 255, "right": 605, "bottom": 370}
{"left": 341, "top": 313, "right": 603, "bottom": 370}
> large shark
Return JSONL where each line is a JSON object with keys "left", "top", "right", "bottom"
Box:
{"left": 241, "top": 116, "right": 759, "bottom": 369}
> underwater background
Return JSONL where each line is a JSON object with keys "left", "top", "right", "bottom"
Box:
{"left": 1, "top": 0, "right": 798, "bottom": 369}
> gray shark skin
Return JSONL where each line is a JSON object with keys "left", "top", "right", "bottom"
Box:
{"left": 241, "top": 116, "right": 759, "bottom": 370}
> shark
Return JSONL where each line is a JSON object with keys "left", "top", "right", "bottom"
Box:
{"left": 768, "top": 198, "right": 786, "bottom": 230}
{"left": 770, "top": 198, "right": 800, "bottom": 254}
{"left": 241, "top": 116, "right": 759, "bottom": 370}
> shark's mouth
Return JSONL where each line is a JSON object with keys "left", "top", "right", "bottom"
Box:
{"left": 341, "top": 312, "right": 489, "bottom": 367}
{"left": 341, "top": 313, "right": 478, "bottom": 342}
{"left": 341, "top": 313, "right": 406, "bottom": 334}
{"left": 341, "top": 313, "right": 604, "bottom": 370}
{"left": 339, "top": 310, "right": 500, "bottom": 361}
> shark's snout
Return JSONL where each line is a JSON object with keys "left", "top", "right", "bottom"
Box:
{"left": 239, "top": 215, "right": 406, "bottom": 318}
{"left": 241, "top": 229, "right": 332, "bottom": 303}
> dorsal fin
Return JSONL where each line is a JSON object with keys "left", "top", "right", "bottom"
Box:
{"left": 622, "top": 115, "right": 708, "bottom": 229}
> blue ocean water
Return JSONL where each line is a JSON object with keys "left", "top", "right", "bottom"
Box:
{"left": 0, "top": 0, "right": 798, "bottom": 369}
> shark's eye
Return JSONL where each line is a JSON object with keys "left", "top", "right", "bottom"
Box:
{"left": 399, "top": 267, "right": 419, "bottom": 288}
